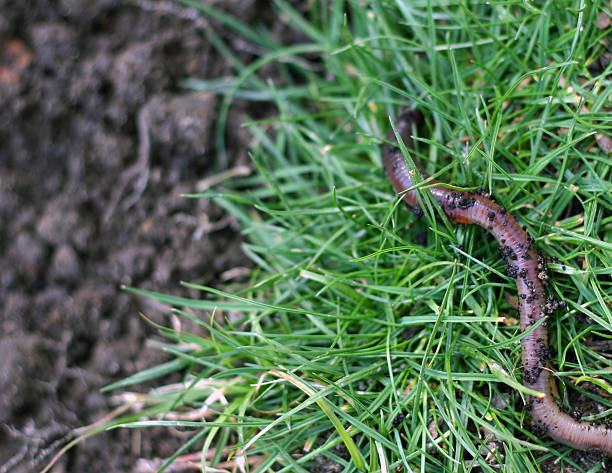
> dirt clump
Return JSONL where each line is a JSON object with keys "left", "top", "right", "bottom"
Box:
{"left": 0, "top": 1, "right": 264, "bottom": 471}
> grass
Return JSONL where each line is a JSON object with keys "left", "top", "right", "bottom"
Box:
{"left": 70, "top": 1, "right": 612, "bottom": 472}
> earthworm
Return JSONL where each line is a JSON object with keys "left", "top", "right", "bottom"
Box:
{"left": 382, "top": 109, "right": 612, "bottom": 454}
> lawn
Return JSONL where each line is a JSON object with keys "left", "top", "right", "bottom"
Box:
{"left": 73, "top": 1, "right": 612, "bottom": 472}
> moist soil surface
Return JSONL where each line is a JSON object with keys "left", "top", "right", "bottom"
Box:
{"left": 0, "top": 1, "right": 267, "bottom": 471}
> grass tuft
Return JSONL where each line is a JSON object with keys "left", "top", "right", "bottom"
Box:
{"left": 98, "top": 1, "right": 611, "bottom": 472}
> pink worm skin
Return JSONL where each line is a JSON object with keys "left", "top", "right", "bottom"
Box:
{"left": 383, "top": 109, "right": 612, "bottom": 454}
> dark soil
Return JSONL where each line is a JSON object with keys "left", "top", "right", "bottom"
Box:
{"left": 0, "top": 1, "right": 265, "bottom": 471}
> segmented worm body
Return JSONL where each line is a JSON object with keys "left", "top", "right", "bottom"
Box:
{"left": 383, "top": 109, "right": 612, "bottom": 454}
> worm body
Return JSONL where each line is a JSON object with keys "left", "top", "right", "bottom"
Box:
{"left": 383, "top": 109, "right": 612, "bottom": 454}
